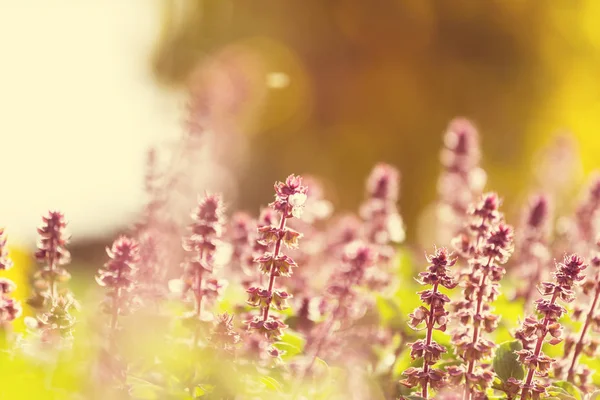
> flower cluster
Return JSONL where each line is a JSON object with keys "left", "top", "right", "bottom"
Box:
{"left": 133, "top": 149, "right": 169, "bottom": 304}
{"left": 295, "top": 176, "right": 333, "bottom": 225}
{"left": 9, "top": 115, "right": 600, "bottom": 399}
{"left": 360, "top": 163, "right": 404, "bottom": 259}
{"left": 247, "top": 175, "right": 307, "bottom": 358}
{"left": 574, "top": 176, "right": 600, "bottom": 249}
{"left": 27, "top": 211, "right": 77, "bottom": 342}
{"left": 29, "top": 211, "right": 72, "bottom": 306}
{"left": 283, "top": 177, "right": 333, "bottom": 309}
{"left": 246, "top": 208, "right": 278, "bottom": 285}
{"left": 554, "top": 245, "right": 600, "bottom": 390}
{"left": 209, "top": 313, "right": 241, "bottom": 356}
{"left": 448, "top": 193, "right": 514, "bottom": 399}
{"left": 0, "top": 229, "right": 21, "bottom": 329}
{"left": 227, "top": 211, "right": 256, "bottom": 278}
{"left": 326, "top": 242, "right": 377, "bottom": 317}
{"left": 32, "top": 296, "right": 77, "bottom": 344}
{"left": 401, "top": 247, "right": 457, "bottom": 399}
{"left": 135, "top": 230, "right": 167, "bottom": 305}
{"left": 97, "top": 236, "right": 141, "bottom": 332}
{"left": 181, "top": 194, "right": 227, "bottom": 338}
{"left": 327, "top": 215, "right": 362, "bottom": 258}
{"left": 359, "top": 163, "right": 404, "bottom": 290}
{"left": 304, "top": 241, "right": 377, "bottom": 373}
{"left": 514, "top": 195, "right": 551, "bottom": 305}
{"left": 437, "top": 118, "right": 486, "bottom": 243}
{"left": 514, "top": 254, "right": 587, "bottom": 399}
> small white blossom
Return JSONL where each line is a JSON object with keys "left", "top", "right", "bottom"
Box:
{"left": 289, "top": 192, "right": 307, "bottom": 218}
{"left": 289, "top": 193, "right": 307, "bottom": 207}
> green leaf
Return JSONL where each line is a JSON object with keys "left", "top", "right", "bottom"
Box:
{"left": 552, "top": 381, "right": 582, "bottom": 400}
{"left": 260, "top": 376, "right": 283, "bottom": 392}
{"left": 273, "top": 342, "right": 301, "bottom": 358}
{"left": 492, "top": 340, "right": 524, "bottom": 382}
{"left": 402, "top": 396, "right": 425, "bottom": 400}
{"left": 547, "top": 385, "right": 578, "bottom": 400}
{"left": 274, "top": 331, "right": 306, "bottom": 359}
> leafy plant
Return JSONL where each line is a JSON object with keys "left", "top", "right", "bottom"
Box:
{"left": 2, "top": 112, "right": 600, "bottom": 399}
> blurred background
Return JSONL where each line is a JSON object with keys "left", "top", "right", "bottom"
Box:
{"left": 2, "top": 0, "right": 600, "bottom": 259}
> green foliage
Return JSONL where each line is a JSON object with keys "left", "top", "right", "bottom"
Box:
{"left": 547, "top": 382, "right": 583, "bottom": 400}
{"left": 552, "top": 381, "right": 583, "bottom": 400}
{"left": 260, "top": 376, "right": 283, "bottom": 392}
{"left": 492, "top": 340, "right": 525, "bottom": 382}
{"left": 274, "top": 331, "right": 306, "bottom": 360}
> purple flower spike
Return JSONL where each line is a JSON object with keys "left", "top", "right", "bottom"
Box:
{"left": 28, "top": 211, "right": 77, "bottom": 343}
{"left": 400, "top": 247, "right": 457, "bottom": 399}
{"left": 0, "top": 229, "right": 21, "bottom": 326}
{"left": 181, "top": 193, "right": 227, "bottom": 347}
{"left": 437, "top": 118, "right": 486, "bottom": 243}
{"left": 246, "top": 175, "right": 307, "bottom": 357}
{"left": 515, "top": 254, "right": 587, "bottom": 399}
{"left": 97, "top": 236, "right": 141, "bottom": 332}
{"left": 448, "top": 193, "right": 514, "bottom": 400}
{"left": 514, "top": 194, "right": 552, "bottom": 306}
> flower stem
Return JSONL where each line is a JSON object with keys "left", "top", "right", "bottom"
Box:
{"left": 192, "top": 250, "right": 205, "bottom": 349}
{"left": 463, "top": 255, "right": 493, "bottom": 400}
{"left": 49, "top": 254, "right": 57, "bottom": 300}
{"left": 422, "top": 282, "right": 440, "bottom": 400}
{"left": 304, "top": 284, "right": 348, "bottom": 376}
{"left": 520, "top": 290, "right": 559, "bottom": 399}
{"left": 262, "top": 214, "right": 287, "bottom": 322}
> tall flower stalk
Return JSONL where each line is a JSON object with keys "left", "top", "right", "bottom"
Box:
{"left": 28, "top": 211, "right": 76, "bottom": 342}
{"left": 0, "top": 228, "right": 21, "bottom": 343}
{"left": 558, "top": 248, "right": 600, "bottom": 389}
{"left": 181, "top": 194, "right": 226, "bottom": 348}
{"left": 359, "top": 163, "right": 404, "bottom": 289}
{"left": 437, "top": 118, "right": 486, "bottom": 243}
{"left": 514, "top": 195, "right": 551, "bottom": 307}
{"left": 31, "top": 211, "right": 72, "bottom": 303}
{"left": 227, "top": 211, "right": 257, "bottom": 279}
{"left": 515, "top": 255, "right": 587, "bottom": 399}
{"left": 573, "top": 176, "right": 600, "bottom": 249}
{"left": 448, "top": 193, "right": 514, "bottom": 400}
{"left": 96, "top": 236, "right": 140, "bottom": 348}
{"left": 400, "top": 247, "right": 457, "bottom": 399}
{"left": 134, "top": 148, "right": 170, "bottom": 305}
{"left": 210, "top": 312, "right": 241, "bottom": 357}
{"left": 304, "top": 241, "right": 376, "bottom": 374}
{"left": 247, "top": 175, "right": 307, "bottom": 358}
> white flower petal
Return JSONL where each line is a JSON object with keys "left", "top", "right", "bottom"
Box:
{"left": 289, "top": 193, "right": 307, "bottom": 207}
{"left": 292, "top": 206, "right": 304, "bottom": 219}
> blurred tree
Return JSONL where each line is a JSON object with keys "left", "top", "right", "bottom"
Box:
{"left": 151, "top": 0, "right": 600, "bottom": 242}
